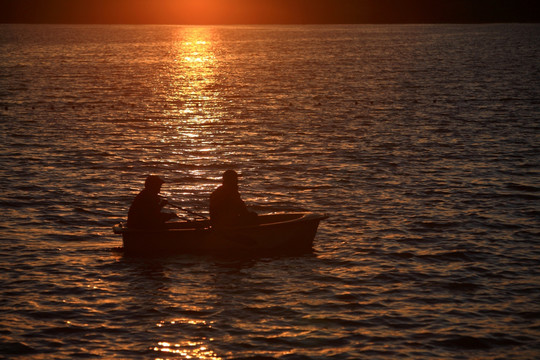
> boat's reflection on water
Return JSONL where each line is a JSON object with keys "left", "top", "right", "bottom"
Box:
{"left": 115, "top": 244, "right": 321, "bottom": 359}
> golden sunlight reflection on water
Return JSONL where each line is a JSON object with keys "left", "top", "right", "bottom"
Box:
{"left": 166, "top": 27, "right": 221, "bottom": 125}
{"left": 159, "top": 27, "right": 225, "bottom": 193}
{"left": 154, "top": 340, "right": 221, "bottom": 360}
{"left": 154, "top": 319, "right": 220, "bottom": 359}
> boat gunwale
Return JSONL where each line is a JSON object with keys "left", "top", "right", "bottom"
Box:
{"left": 113, "top": 212, "right": 328, "bottom": 234}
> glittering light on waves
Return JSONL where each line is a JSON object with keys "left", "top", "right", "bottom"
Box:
{"left": 165, "top": 27, "right": 220, "bottom": 124}
{"left": 154, "top": 340, "right": 221, "bottom": 359}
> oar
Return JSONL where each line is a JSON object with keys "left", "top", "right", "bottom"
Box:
{"left": 166, "top": 202, "right": 209, "bottom": 220}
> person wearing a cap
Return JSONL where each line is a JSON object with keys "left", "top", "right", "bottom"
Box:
{"left": 209, "top": 170, "right": 257, "bottom": 228}
{"left": 127, "top": 175, "right": 177, "bottom": 229}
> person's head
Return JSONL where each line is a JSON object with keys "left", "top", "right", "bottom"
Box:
{"left": 144, "top": 175, "right": 164, "bottom": 194}
{"left": 222, "top": 169, "right": 239, "bottom": 189}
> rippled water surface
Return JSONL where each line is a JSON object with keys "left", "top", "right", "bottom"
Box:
{"left": 1, "top": 24, "right": 539, "bottom": 359}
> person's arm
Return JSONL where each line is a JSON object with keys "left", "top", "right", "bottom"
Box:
{"left": 233, "top": 192, "right": 249, "bottom": 215}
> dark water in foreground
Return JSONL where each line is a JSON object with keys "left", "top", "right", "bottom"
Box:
{"left": 1, "top": 24, "right": 539, "bottom": 359}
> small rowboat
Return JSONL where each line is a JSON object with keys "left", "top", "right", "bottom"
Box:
{"left": 113, "top": 212, "right": 328, "bottom": 256}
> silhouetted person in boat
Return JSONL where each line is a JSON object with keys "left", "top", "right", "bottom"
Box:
{"left": 210, "top": 170, "right": 258, "bottom": 228}
{"left": 127, "top": 175, "right": 177, "bottom": 229}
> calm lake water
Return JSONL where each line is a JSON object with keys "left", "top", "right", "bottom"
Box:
{"left": 1, "top": 24, "right": 539, "bottom": 359}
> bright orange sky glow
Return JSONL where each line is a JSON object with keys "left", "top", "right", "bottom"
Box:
{"left": 61, "top": 0, "right": 309, "bottom": 25}
{"left": 126, "top": 0, "right": 305, "bottom": 24}
{"left": 0, "top": 0, "right": 537, "bottom": 24}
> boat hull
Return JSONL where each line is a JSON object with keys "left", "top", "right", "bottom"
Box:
{"left": 113, "top": 212, "right": 328, "bottom": 256}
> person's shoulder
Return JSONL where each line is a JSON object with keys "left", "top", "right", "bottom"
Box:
{"left": 132, "top": 189, "right": 145, "bottom": 200}
{"left": 137, "top": 189, "right": 158, "bottom": 201}
{"left": 210, "top": 185, "right": 226, "bottom": 199}
{"left": 137, "top": 189, "right": 150, "bottom": 197}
